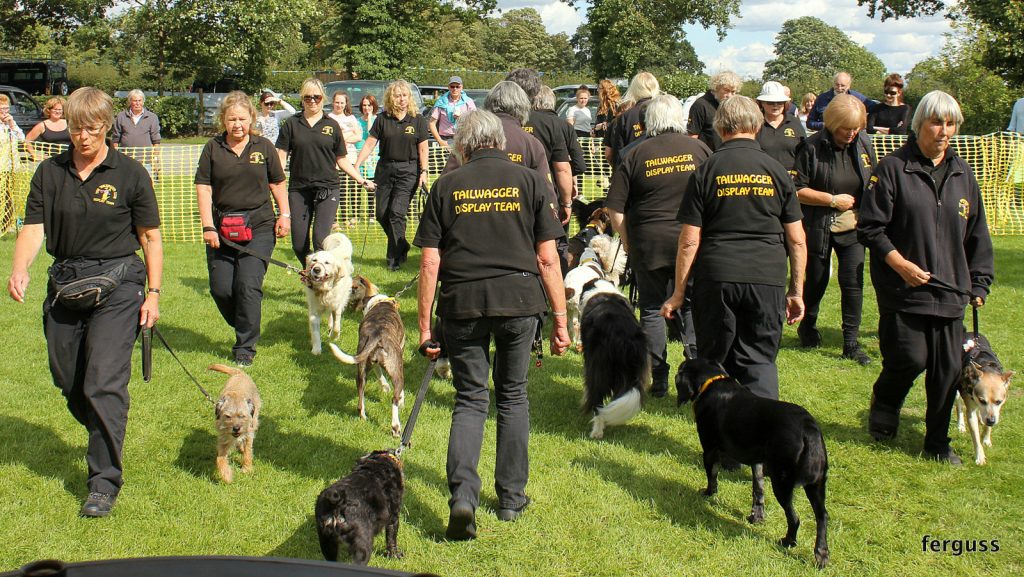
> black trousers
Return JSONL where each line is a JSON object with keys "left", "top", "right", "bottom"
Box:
{"left": 373, "top": 159, "right": 417, "bottom": 267}
{"left": 871, "top": 311, "right": 963, "bottom": 453}
{"left": 634, "top": 265, "right": 693, "bottom": 390}
{"left": 802, "top": 236, "right": 865, "bottom": 344}
{"left": 289, "top": 186, "right": 340, "bottom": 265}
{"left": 43, "top": 256, "right": 146, "bottom": 496}
{"left": 443, "top": 315, "right": 537, "bottom": 511}
{"left": 693, "top": 280, "right": 785, "bottom": 400}
{"left": 207, "top": 230, "right": 275, "bottom": 360}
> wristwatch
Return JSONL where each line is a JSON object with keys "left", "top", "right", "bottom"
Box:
{"left": 829, "top": 195, "right": 838, "bottom": 209}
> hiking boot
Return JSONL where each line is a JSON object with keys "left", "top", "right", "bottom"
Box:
{"left": 496, "top": 497, "right": 531, "bottom": 522}
{"left": 798, "top": 325, "right": 821, "bottom": 348}
{"left": 923, "top": 447, "right": 963, "bottom": 466}
{"left": 842, "top": 342, "right": 872, "bottom": 366}
{"left": 80, "top": 492, "right": 116, "bottom": 518}
{"left": 445, "top": 501, "right": 477, "bottom": 540}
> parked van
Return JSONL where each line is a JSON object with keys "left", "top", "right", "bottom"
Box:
{"left": 0, "top": 56, "right": 69, "bottom": 95}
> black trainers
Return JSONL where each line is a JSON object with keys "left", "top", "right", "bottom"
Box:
{"left": 842, "top": 342, "right": 872, "bottom": 366}
{"left": 235, "top": 354, "right": 254, "bottom": 368}
{"left": 445, "top": 501, "right": 477, "bottom": 540}
{"left": 80, "top": 492, "right": 116, "bottom": 517}
{"left": 798, "top": 325, "right": 821, "bottom": 348}
{"left": 496, "top": 496, "right": 530, "bottom": 522}
{"left": 923, "top": 447, "right": 963, "bottom": 466}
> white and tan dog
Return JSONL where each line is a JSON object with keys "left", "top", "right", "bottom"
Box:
{"left": 210, "top": 364, "right": 262, "bottom": 483}
{"left": 955, "top": 334, "right": 1014, "bottom": 465}
{"left": 305, "top": 232, "right": 354, "bottom": 355}
{"left": 589, "top": 234, "right": 628, "bottom": 287}
{"left": 564, "top": 247, "right": 605, "bottom": 351}
{"left": 329, "top": 276, "right": 407, "bottom": 437}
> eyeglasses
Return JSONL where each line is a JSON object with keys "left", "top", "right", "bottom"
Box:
{"left": 302, "top": 95, "right": 323, "bottom": 103}
{"left": 449, "top": 84, "right": 461, "bottom": 89}
{"left": 885, "top": 90, "right": 899, "bottom": 96}
{"left": 69, "top": 125, "right": 107, "bottom": 136}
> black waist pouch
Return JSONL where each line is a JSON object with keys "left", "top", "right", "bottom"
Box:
{"left": 48, "top": 258, "right": 130, "bottom": 312}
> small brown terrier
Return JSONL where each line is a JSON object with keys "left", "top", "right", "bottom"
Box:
{"left": 210, "top": 364, "right": 262, "bottom": 483}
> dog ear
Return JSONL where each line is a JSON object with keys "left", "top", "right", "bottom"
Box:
{"left": 247, "top": 398, "right": 255, "bottom": 417}
{"left": 964, "top": 361, "right": 981, "bottom": 381}
{"left": 1003, "top": 370, "right": 1015, "bottom": 386}
{"left": 215, "top": 398, "right": 226, "bottom": 419}
{"left": 565, "top": 287, "right": 576, "bottom": 300}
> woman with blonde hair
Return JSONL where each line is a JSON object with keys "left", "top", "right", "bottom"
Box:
{"left": 276, "top": 78, "right": 373, "bottom": 264}
{"left": 196, "top": 91, "right": 290, "bottom": 366}
{"left": 793, "top": 94, "right": 876, "bottom": 364}
{"left": 26, "top": 96, "right": 71, "bottom": 159}
{"left": 604, "top": 71, "right": 660, "bottom": 166}
{"left": 798, "top": 92, "right": 816, "bottom": 130}
{"left": 354, "top": 79, "right": 429, "bottom": 271}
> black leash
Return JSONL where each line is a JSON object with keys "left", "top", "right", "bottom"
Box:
{"left": 150, "top": 326, "right": 217, "bottom": 405}
{"left": 396, "top": 341, "right": 440, "bottom": 456}
{"left": 218, "top": 236, "right": 304, "bottom": 275}
{"left": 925, "top": 276, "right": 980, "bottom": 337}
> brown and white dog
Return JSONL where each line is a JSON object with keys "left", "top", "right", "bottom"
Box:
{"left": 305, "top": 232, "right": 354, "bottom": 355}
{"left": 563, "top": 235, "right": 629, "bottom": 351}
{"left": 209, "top": 364, "right": 261, "bottom": 484}
{"left": 329, "top": 276, "right": 406, "bottom": 436}
{"left": 567, "top": 201, "right": 612, "bottom": 269}
{"left": 955, "top": 334, "right": 1014, "bottom": 465}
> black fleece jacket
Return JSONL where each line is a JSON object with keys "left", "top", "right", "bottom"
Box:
{"left": 857, "top": 136, "right": 994, "bottom": 318}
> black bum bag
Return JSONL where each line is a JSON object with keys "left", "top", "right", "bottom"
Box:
{"left": 48, "top": 257, "right": 131, "bottom": 311}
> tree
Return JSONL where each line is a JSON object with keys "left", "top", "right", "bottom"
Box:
{"left": 0, "top": 0, "right": 114, "bottom": 49}
{"left": 582, "top": 0, "right": 739, "bottom": 78}
{"left": 858, "top": 0, "right": 1024, "bottom": 87}
{"left": 480, "top": 9, "right": 574, "bottom": 72}
{"left": 762, "top": 17, "right": 887, "bottom": 100}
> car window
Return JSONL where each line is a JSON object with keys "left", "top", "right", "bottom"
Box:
{"left": 7, "top": 90, "right": 38, "bottom": 115}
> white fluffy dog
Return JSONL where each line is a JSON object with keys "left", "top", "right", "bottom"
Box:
{"left": 305, "top": 232, "right": 354, "bottom": 355}
{"left": 588, "top": 234, "right": 627, "bottom": 286}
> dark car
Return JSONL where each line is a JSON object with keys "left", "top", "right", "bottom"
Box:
{"left": 553, "top": 84, "right": 599, "bottom": 101}
{"left": 0, "top": 57, "right": 69, "bottom": 96}
{"left": 324, "top": 80, "right": 424, "bottom": 113}
{"left": 0, "top": 84, "right": 44, "bottom": 134}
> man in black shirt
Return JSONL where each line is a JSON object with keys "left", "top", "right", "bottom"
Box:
{"left": 687, "top": 71, "right": 742, "bottom": 152}
{"left": 663, "top": 95, "right": 806, "bottom": 400}
{"left": 607, "top": 95, "right": 711, "bottom": 396}
{"left": 415, "top": 110, "right": 569, "bottom": 539}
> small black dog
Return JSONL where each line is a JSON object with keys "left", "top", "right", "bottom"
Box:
{"left": 315, "top": 450, "right": 404, "bottom": 565}
{"left": 676, "top": 359, "right": 830, "bottom": 569}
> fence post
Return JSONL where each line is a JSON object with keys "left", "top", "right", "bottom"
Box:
{"left": 196, "top": 89, "right": 204, "bottom": 136}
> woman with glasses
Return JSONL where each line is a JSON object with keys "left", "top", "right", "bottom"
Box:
{"left": 254, "top": 91, "right": 295, "bottom": 147}
{"left": 276, "top": 78, "right": 374, "bottom": 264}
{"left": 8, "top": 87, "right": 163, "bottom": 518}
{"left": 867, "top": 74, "right": 911, "bottom": 135}
{"left": 354, "top": 80, "right": 429, "bottom": 271}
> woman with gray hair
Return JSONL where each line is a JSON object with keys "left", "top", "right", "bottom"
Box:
{"left": 858, "top": 90, "right": 994, "bottom": 464}
{"left": 687, "top": 71, "right": 742, "bottom": 152}
{"left": 662, "top": 95, "right": 806, "bottom": 400}
{"left": 606, "top": 94, "right": 711, "bottom": 396}
{"left": 415, "top": 108, "right": 570, "bottom": 540}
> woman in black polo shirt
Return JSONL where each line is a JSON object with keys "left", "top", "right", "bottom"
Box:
{"left": 276, "top": 78, "right": 373, "bottom": 265}
{"left": 8, "top": 87, "right": 163, "bottom": 518}
{"left": 354, "top": 79, "right": 429, "bottom": 271}
{"left": 196, "top": 91, "right": 289, "bottom": 366}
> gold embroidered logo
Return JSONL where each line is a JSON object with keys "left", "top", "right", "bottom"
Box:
{"left": 404, "top": 126, "right": 416, "bottom": 135}
{"left": 959, "top": 198, "right": 970, "bottom": 219}
{"left": 93, "top": 184, "right": 117, "bottom": 205}
{"left": 249, "top": 151, "right": 266, "bottom": 164}
{"left": 861, "top": 153, "right": 872, "bottom": 168}
{"left": 321, "top": 125, "right": 334, "bottom": 136}
{"left": 524, "top": 126, "right": 534, "bottom": 134}
{"left": 784, "top": 128, "right": 796, "bottom": 138}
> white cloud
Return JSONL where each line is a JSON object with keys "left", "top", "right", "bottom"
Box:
{"left": 702, "top": 43, "right": 776, "bottom": 79}
{"left": 537, "top": 2, "right": 583, "bottom": 36}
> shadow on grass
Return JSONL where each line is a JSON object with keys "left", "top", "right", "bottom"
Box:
{"left": 178, "top": 275, "right": 209, "bottom": 297}
{"left": 0, "top": 415, "right": 86, "bottom": 496}
{"left": 818, "top": 408, "right": 926, "bottom": 458}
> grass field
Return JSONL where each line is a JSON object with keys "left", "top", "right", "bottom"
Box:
{"left": 0, "top": 235, "right": 1022, "bottom": 576}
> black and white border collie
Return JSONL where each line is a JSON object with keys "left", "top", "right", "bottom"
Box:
{"left": 579, "top": 278, "right": 649, "bottom": 438}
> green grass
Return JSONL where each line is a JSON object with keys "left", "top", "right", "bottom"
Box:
{"left": 0, "top": 235, "right": 1022, "bottom": 576}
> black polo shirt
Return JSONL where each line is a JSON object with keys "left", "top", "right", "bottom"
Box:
{"left": 676, "top": 138, "right": 803, "bottom": 286}
{"left": 525, "top": 110, "right": 570, "bottom": 165}
{"left": 606, "top": 132, "right": 711, "bottom": 270}
{"left": 604, "top": 97, "right": 651, "bottom": 165}
{"left": 276, "top": 112, "right": 344, "bottom": 191}
{"left": 370, "top": 112, "right": 428, "bottom": 162}
{"left": 24, "top": 143, "right": 160, "bottom": 259}
{"left": 195, "top": 134, "right": 286, "bottom": 233}
{"left": 756, "top": 115, "right": 806, "bottom": 173}
{"left": 414, "top": 148, "right": 564, "bottom": 319}
{"left": 687, "top": 91, "right": 722, "bottom": 152}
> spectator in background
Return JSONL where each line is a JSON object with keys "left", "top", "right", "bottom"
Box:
{"left": 868, "top": 74, "right": 912, "bottom": 135}
{"left": 798, "top": 92, "right": 816, "bottom": 131}
{"left": 782, "top": 86, "right": 798, "bottom": 117}
{"left": 793, "top": 95, "right": 876, "bottom": 365}
{"left": 806, "top": 72, "right": 874, "bottom": 131}
{"left": 255, "top": 91, "right": 295, "bottom": 145}
{"left": 111, "top": 89, "right": 161, "bottom": 148}
{"left": 593, "top": 79, "right": 621, "bottom": 139}
{"left": 328, "top": 91, "right": 362, "bottom": 164}
{"left": 429, "top": 76, "right": 476, "bottom": 151}
{"left": 756, "top": 81, "right": 806, "bottom": 173}
{"left": 26, "top": 96, "right": 71, "bottom": 159}
{"left": 355, "top": 95, "right": 379, "bottom": 178}
{"left": 565, "top": 86, "right": 593, "bottom": 138}
{"left": 0, "top": 94, "right": 25, "bottom": 142}
{"left": 687, "top": 71, "right": 742, "bottom": 152}
{"left": 605, "top": 71, "right": 661, "bottom": 167}
{"left": 1007, "top": 95, "right": 1024, "bottom": 132}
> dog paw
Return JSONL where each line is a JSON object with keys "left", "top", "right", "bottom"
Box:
{"left": 241, "top": 465, "right": 253, "bottom": 474}
{"left": 815, "top": 550, "right": 830, "bottom": 569}
{"left": 219, "top": 472, "right": 234, "bottom": 484}
{"left": 747, "top": 509, "right": 765, "bottom": 524}
{"left": 574, "top": 343, "right": 584, "bottom": 353}
{"left": 778, "top": 537, "right": 798, "bottom": 549}
{"left": 391, "top": 425, "right": 401, "bottom": 438}
{"left": 589, "top": 428, "right": 604, "bottom": 440}
{"left": 385, "top": 548, "right": 404, "bottom": 559}
{"left": 983, "top": 437, "right": 993, "bottom": 447}
{"left": 976, "top": 455, "right": 987, "bottom": 466}
{"left": 957, "top": 423, "right": 967, "bottom": 433}
{"left": 311, "top": 346, "right": 322, "bottom": 356}
{"left": 702, "top": 487, "right": 717, "bottom": 498}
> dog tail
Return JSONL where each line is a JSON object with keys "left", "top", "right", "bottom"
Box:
{"left": 797, "top": 422, "right": 829, "bottom": 485}
{"left": 593, "top": 388, "right": 642, "bottom": 428}
{"left": 208, "top": 363, "right": 243, "bottom": 376}
{"left": 329, "top": 343, "right": 359, "bottom": 365}
{"left": 582, "top": 314, "right": 649, "bottom": 414}
{"left": 322, "top": 232, "right": 353, "bottom": 254}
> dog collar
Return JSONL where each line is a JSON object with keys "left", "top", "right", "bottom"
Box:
{"left": 695, "top": 374, "right": 729, "bottom": 401}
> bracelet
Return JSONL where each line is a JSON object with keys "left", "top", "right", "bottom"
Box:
{"left": 552, "top": 311, "right": 567, "bottom": 317}
{"left": 829, "top": 195, "right": 837, "bottom": 209}
{"left": 420, "top": 168, "right": 428, "bottom": 174}
{"left": 280, "top": 213, "right": 290, "bottom": 218}
{"left": 561, "top": 202, "right": 573, "bottom": 208}
{"left": 202, "top": 226, "right": 216, "bottom": 233}
{"left": 148, "top": 288, "right": 161, "bottom": 295}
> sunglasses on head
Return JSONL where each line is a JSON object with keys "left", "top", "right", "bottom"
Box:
{"left": 302, "top": 95, "right": 323, "bottom": 102}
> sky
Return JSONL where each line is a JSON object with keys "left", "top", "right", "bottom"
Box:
{"left": 497, "top": 0, "right": 953, "bottom": 80}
